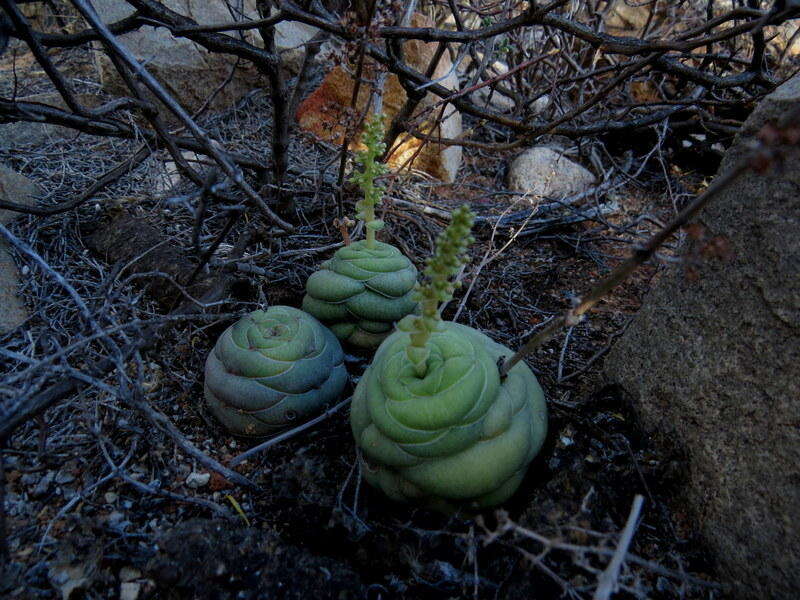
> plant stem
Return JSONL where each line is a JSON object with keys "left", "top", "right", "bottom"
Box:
{"left": 365, "top": 201, "right": 376, "bottom": 248}
{"left": 407, "top": 309, "right": 437, "bottom": 378}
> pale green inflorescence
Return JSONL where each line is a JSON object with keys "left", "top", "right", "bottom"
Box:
{"left": 350, "top": 205, "right": 548, "bottom": 512}
{"left": 204, "top": 306, "right": 347, "bottom": 436}
{"left": 303, "top": 114, "right": 418, "bottom": 349}
{"left": 407, "top": 205, "right": 474, "bottom": 376}
{"left": 351, "top": 114, "right": 388, "bottom": 249}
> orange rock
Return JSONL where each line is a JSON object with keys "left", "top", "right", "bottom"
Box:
{"left": 296, "top": 14, "right": 462, "bottom": 182}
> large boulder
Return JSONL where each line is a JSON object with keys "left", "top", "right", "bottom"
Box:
{"left": 91, "top": 1, "right": 318, "bottom": 115}
{"left": 0, "top": 166, "right": 38, "bottom": 333}
{"left": 295, "top": 13, "right": 462, "bottom": 182}
{"left": 273, "top": 16, "right": 321, "bottom": 74}
{"left": 605, "top": 75, "right": 800, "bottom": 598}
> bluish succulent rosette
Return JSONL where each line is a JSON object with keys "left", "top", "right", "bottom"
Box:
{"left": 204, "top": 306, "right": 347, "bottom": 436}
{"left": 350, "top": 316, "right": 547, "bottom": 512}
{"left": 302, "top": 240, "right": 418, "bottom": 349}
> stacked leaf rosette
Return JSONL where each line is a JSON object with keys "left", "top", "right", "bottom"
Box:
{"left": 304, "top": 114, "right": 418, "bottom": 349}
{"left": 204, "top": 306, "right": 347, "bottom": 436}
{"left": 350, "top": 205, "right": 547, "bottom": 512}
{"left": 351, "top": 315, "right": 547, "bottom": 512}
{"left": 302, "top": 241, "right": 418, "bottom": 349}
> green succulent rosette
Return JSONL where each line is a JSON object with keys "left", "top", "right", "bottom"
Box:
{"left": 350, "top": 316, "right": 547, "bottom": 512}
{"left": 204, "top": 306, "right": 347, "bottom": 436}
{"left": 302, "top": 240, "right": 418, "bottom": 349}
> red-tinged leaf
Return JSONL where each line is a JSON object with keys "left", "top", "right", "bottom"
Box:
{"left": 209, "top": 471, "right": 234, "bottom": 492}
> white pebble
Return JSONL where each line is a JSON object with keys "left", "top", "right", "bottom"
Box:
{"left": 185, "top": 472, "right": 211, "bottom": 488}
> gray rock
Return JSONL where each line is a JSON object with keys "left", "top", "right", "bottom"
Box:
{"left": 471, "top": 86, "right": 549, "bottom": 116}
{"left": 120, "top": 582, "right": 142, "bottom": 600}
{"left": 605, "top": 75, "right": 800, "bottom": 598}
{"left": 0, "top": 93, "right": 102, "bottom": 149}
{"left": 273, "top": 16, "right": 323, "bottom": 75}
{"left": 0, "top": 251, "right": 28, "bottom": 334}
{"left": 507, "top": 147, "right": 595, "bottom": 200}
{"left": 0, "top": 167, "right": 37, "bottom": 225}
{"left": 184, "top": 472, "right": 210, "bottom": 489}
{"left": 470, "top": 87, "right": 516, "bottom": 112}
{"left": 55, "top": 470, "right": 76, "bottom": 485}
{"left": 20, "top": 473, "right": 40, "bottom": 487}
{"left": 0, "top": 166, "right": 38, "bottom": 333}
{"left": 90, "top": 1, "right": 318, "bottom": 116}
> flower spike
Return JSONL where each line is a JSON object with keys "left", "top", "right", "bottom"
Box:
{"left": 407, "top": 205, "right": 475, "bottom": 376}
{"left": 350, "top": 114, "right": 389, "bottom": 249}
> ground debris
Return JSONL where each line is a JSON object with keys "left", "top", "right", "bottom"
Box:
{"left": 145, "top": 519, "right": 364, "bottom": 599}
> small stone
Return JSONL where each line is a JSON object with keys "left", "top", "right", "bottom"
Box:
{"left": 30, "top": 471, "right": 54, "bottom": 499}
{"left": 153, "top": 151, "right": 203, "bottom": 194}
{"left": 55, "top": 471, "right": 76, "bottom": 485}
{"left": 120, "top": 566, "right": 141, "bottom": 582}
{"left": 20, "top": 473, "right": 40, "bottom": 487}
{"left": 507, "top": 147, "right": 596, "bottom": 200}
{"left": 120, "top": 582, "right": 141, "bottom": 600}
{"left": 272, "top": 10, "right": 322, "bottom": 74}
{"left": 185, "top": 472, "right": 210, "bottom": 489}
{"left": 4, "top": 491, "right": 24, "bottom": 517}
{"left": 471, "top": 87, "right": 516, "bottom": 112}
{"left": 104, "top": 492, "right": 118, "bottom": 504}
{"left": 0, "top": 93, "right": 103, "bottom": 149}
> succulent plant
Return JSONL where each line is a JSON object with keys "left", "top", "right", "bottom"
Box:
{"left": 350, "top": 206, "right": 548, "bottom": 512}
{"left": 302, "top": 115, "right": 418, "bottom": 349}
{"left": 204, "top": 306, "right": 347, "bottom": 436}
